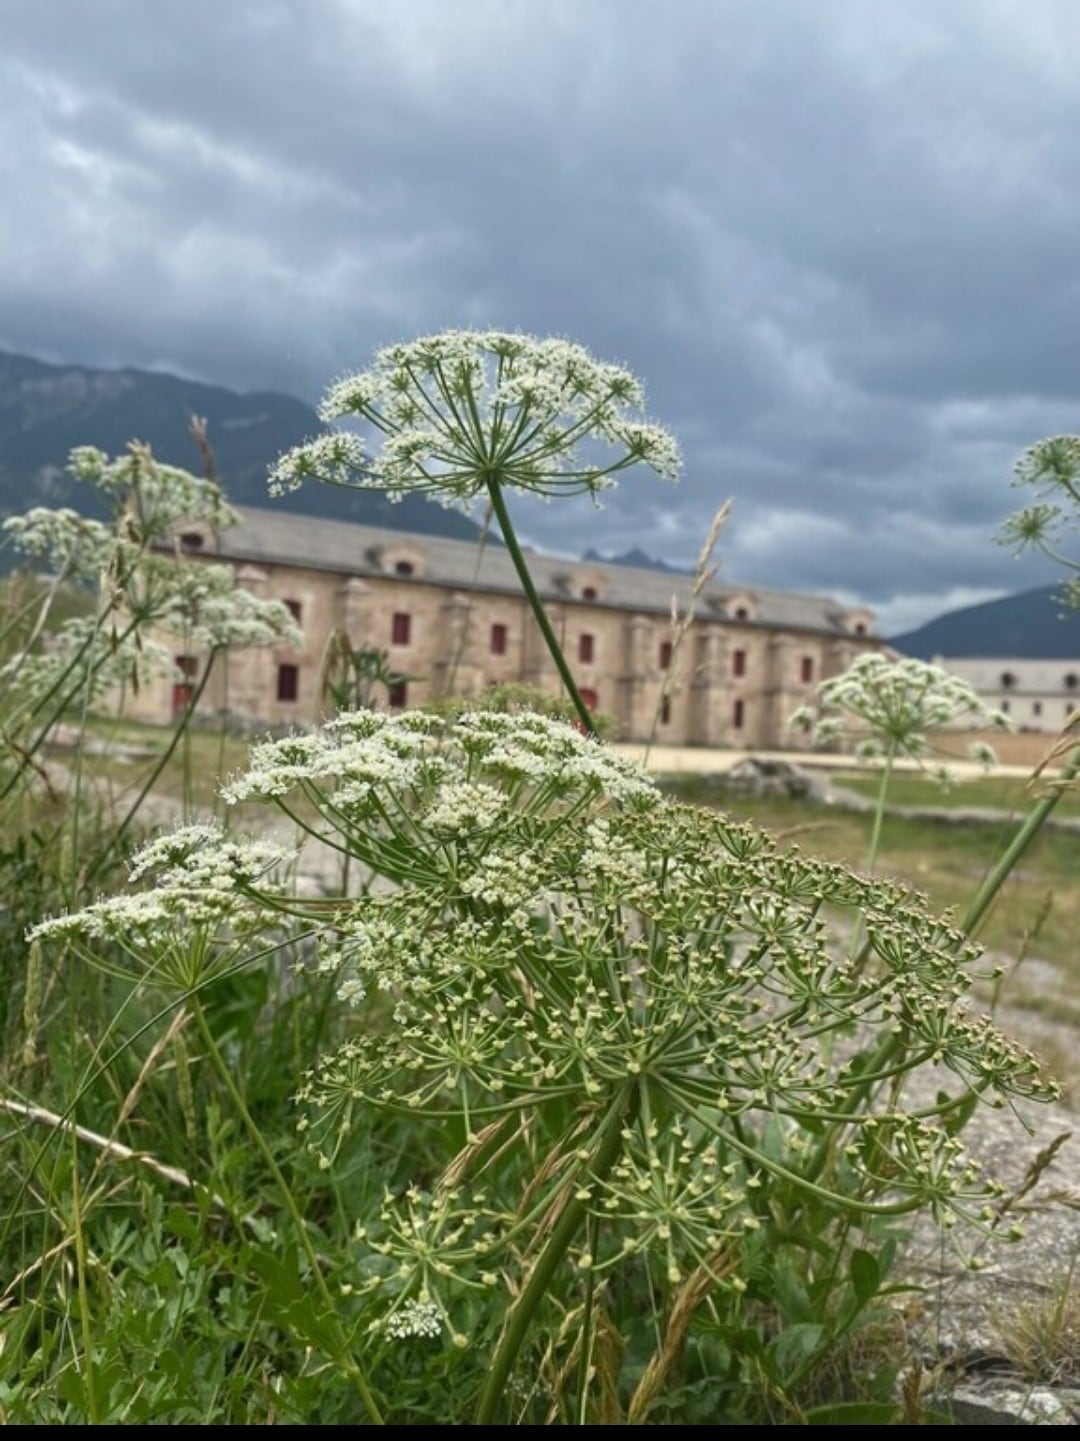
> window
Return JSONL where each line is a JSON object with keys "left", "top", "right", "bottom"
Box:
{"left": 490, "top": 623, "right": 508, "bottom": 656}
{"left": 172, "top": 655, "right": 198, "bottom": 716}
{"left": 1000, "top": 672, "right": 1016, "bottom": 690}
{"left": 733, "top": 698, "right": 745, "bottom": 729}
{"left": 582, "top": 585, "right": 597, "bottom": 601}
{"left": 1066, "top": 673, "right": 1078, "bottom": 691}
{"left": 284, "top": 598, "right": 302, "bottom": 622}
{"left": 734, "top": 606, "right": 749, "bottom": 621}
{"left": 180, "top": 531, "right": 204, "bottom": 550}
{"left": 1068, "top": 702, "right": 1076, "bottom": 716}
{"left": 395, "top": 560, "right": 414, "bottom": 576}
{"left": 1001, "top": 699, "right": 1011, "bottom": 714}
{"left": 660, "top": 696, "right": 672, "bottom": 725}
{"left": 853, "top": 622, "right": 867, "bottom": 636}
{"left": 732, "top": 649, "right": 746, "bottom": 678}
{"left": 392, "top": 612, "right": 411, "bottom": 645}
{"left": 388, "top": 680, "right": 408, "bottom": 709}
{"left": 800, "top": 656, "right": 814, "bottom": 684}
{"left": 659, "top": 640, "right": 673, "bottom": 670}
{"left": 579, "top": 633, "right": 595, "bottom": 664}
{"left": 277, "top": 663, "right": 299, "bottom": 702}
{"left": 1033, "top": 701, "right": 1043, "bottom": 717}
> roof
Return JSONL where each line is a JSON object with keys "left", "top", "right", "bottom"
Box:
{"left": 195, "top": 506, "right": 875, "bottom": 639}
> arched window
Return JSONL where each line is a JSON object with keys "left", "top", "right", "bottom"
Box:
{"left": 1000, "top": 672, "right": 1016, "bottom": 690}
{"left": 582, "top": 585, "right": 597, "bottom": 601}
{"left": 1065, "top": 673, "right": 1078, "bottom": 691}
{"left": 395, "top": 560, "right": 414, "bottom": 576}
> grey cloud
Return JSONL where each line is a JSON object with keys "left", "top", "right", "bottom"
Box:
{"left": 1, "top": 0, "right": 1078, "bottom": 628}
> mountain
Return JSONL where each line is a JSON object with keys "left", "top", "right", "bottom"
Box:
{"left": 0, "top": 350, "right": 486, "bottom": 541}
{"left": 890, "top": 585, "right": 1080, "bottom": 660}
{"left": 582, "top": 545, "right": 688, "bottom": 574}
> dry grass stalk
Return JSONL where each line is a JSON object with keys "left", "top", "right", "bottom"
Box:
{"left": 627, "top": 1250, "right": 738, "bottom": 1423}
{"left": 643, "top": 499, "right": 732, "bottom": 763}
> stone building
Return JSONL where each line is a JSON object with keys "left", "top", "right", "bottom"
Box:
{"left": 925, "top": 657, "right": 1080, "bottom": 734}
{"left": 127, "top": 506, "right": 881, "bottom": 746}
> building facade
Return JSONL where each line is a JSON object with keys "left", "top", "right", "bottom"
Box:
{"left": 127, "top": 507, "right": 881, "bottom": 747}
{"left": 927, "top": 657, "right": 1080, "bottom": 734}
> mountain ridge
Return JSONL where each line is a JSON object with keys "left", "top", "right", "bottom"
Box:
{"left": 0, "top": 348, "right": 486, "bottom": 541}
{"left": 890, "top": 584, "right": 1080, "bottom": 661}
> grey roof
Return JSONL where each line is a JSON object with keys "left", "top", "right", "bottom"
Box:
{"left": 199, "top": 506, "right": 874, "bottom": 638}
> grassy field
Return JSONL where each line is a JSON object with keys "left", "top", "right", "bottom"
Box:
{"left": 831, "top": 767, "right": 1080, "bottom": 820}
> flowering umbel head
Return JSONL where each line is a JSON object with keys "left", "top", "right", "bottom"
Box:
{"left": 269, "top": 330, "right": 681, "bottom": 511}
{"left": 997, "top": 435, "right": 1080, "bottom": 568}
{"left": 790, "top": 653, "right": 1012, "bottom": 768}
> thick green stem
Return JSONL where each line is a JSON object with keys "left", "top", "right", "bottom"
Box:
{"left": 475, "top": 1086, "right": 633, "bottom": 1425}
{"left": 483, "top": 476, "right": 597, "bottom": 736}
{"left": 961, "top": 749, "right": 1080, "bottom": 938}
{"left": 191, "top": 1000, "right": 384, "bottom": 1425}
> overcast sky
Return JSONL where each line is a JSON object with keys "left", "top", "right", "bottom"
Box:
{"left": 4, "top": 0, "right": 1079, "bottom": 632}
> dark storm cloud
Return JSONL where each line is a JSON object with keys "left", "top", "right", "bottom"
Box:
{"left": 2, "top": 0, "right": 1078, "bottom": 629}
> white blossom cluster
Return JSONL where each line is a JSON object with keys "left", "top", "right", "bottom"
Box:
{"left": 790, "top": 653, "right": 1012, "bottom": 766}
{"left": 381, "top": 1299, "right": 442, "bottom": 1341}
{"left": 269, "top": 330, "right": 681, "bottom": 511}
{"left": 125, "top": 823, "right": 292, "bottom": 891}
{"left": 3, "top": 508, "right": 117, "bottom": 581}
{"left": 28, "top": 825, "right": 296, "bottom": 989}
{"left": 149, "top": 562, "right": 303, "bottom": 650}
{"left": 69, "top": 445, "right": 238, "bottom": 542}
{"left": 2, "top": 616, "right": 176, "bottom": 710}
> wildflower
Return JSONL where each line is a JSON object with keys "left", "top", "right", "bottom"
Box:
{"left": 791, "top": 653, "right": 1012, "bottom": 766}
{"left": 383, "top": 1299, "right": 442, "bottom": 1341}
{"left": 269, "top": 330, "right": 681, "bottom": 512}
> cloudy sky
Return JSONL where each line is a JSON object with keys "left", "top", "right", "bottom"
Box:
{"left": 3, "top": 0, "right": 1079, "bottom": 632}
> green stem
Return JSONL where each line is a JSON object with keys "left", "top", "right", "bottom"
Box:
{"left": 190, "top": 999, "right": 384, "bottom": 1425}
{"left": 69, "top": 1127, "right": 101, "bottom": 1424}
{"left": 864, "top": 741, "right": 897, "bottom": 874}
{"left": 960, "top": 748, "right": 1080, "bottom": 938}
{"left": 483, "top": 475, "right": 597, "bottom": 736}
{"left": 474, "top": 1086, "right": 633, "bottom": 1425}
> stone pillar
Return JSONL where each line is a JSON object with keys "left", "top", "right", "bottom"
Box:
{"left": 688, "top": 628, "right": 730, "bottom": 746}
{"left": 764, "top": 633, "right": 799, "bottom": 747}
{"left": 522, "top": 603, "right": 564, "bottom": 697}
{"left": 338, "top": 577, "right": 373, "bottom": 645}
{"left": 433, "top": 592, "right": 481, "bottom": 696}
{"left": 618, "top": 615, "right": 653, "bottom": 738}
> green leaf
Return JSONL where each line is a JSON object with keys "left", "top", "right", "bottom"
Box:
{"left": 803, "top": 1399, "right": 900, "bottom": 1425}
{"left": 771, "top": 1322, "right": 825, "bottom": 1377}
{"left": 849, "top": 1247, "right": 881, "bottom": 1306}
